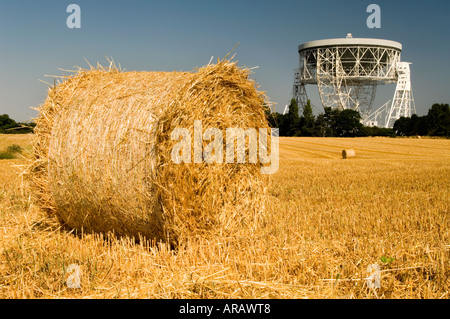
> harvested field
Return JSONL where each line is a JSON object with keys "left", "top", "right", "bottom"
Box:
{"left": 0, "top": 134, "right": 449, "bottom": 298}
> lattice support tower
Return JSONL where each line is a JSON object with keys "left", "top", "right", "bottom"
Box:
{"left": 385, "top": 62, "right": 415, "bottom": 128}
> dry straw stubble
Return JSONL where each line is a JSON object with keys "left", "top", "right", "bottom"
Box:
{"left": 27, "top": 59, "right": 270, "bottom": 244}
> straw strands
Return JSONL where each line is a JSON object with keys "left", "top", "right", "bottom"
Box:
{"left": 26, "top": 59, "right": 270, "bottom": 244}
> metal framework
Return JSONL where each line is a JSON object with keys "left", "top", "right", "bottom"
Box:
{"left": 385, "top": 62, "right": 415, "bottom": 128}
{"left": 284, "top": 68, "right": 308, "bottom": 115}
{"left": 288, "top": 34, "right": 414, "bottom": 127}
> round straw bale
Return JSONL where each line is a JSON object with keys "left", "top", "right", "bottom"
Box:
{"left": 27, "top": 59, "right": 270, "bottom": 243}
{"left": 342, "top": 149, "right": 356, "bottom": 159}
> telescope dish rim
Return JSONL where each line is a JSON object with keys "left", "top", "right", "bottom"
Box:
{"left": 298, "top": 38, "right": 402, "bottom": 52}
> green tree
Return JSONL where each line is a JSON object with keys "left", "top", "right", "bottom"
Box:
{"left": 276, "top": 113, "right": 289, "bottom": 136}
{"left": 322, "top": 107, "right": 340, "bottom": 137}
{"left": 313, "top": 113, "right": 327, "bottom": 137}
{"left": 299, "top": 100, "right": 315, "bottom": 136}
{"left": 409, "top": 114, "right": 429, "bottom": 136}
{"left": 368, "top": 126, "right": 396, "bottom": 137}
{"left": 335, "top": 109, "right": 363, "bottom": 137}
{"left": 393, "top": 116, "right": 411, "bottom": 136}
{"left": 426, "top": 103, "right": 450, "bottom": 137}
{"left": 287, "top": 98, "right": 301, "bottom": 136}
{"left": 0, "top": 114, "right": 17, "bottom": 133}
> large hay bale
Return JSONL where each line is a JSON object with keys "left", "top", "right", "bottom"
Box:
{"left": 342, "top": 149, "right": 356, "bottom": 159}
{"left": 27, "top": 59, "right": 270, "bottom": 243}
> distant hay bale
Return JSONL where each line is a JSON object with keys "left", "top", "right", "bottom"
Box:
{"left": 27, "top": 59, "right": 270, "bottom": 243}
{"left": 342, "top": 149, "right": 356, "bottom": 159}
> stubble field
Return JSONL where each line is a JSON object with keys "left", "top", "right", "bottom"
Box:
{"left": 0, "top": 134, "right": 448, "bottom": 298}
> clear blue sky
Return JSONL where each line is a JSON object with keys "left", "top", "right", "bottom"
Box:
{"left": 1, "top": 0, "right": 449, "bottom": 121}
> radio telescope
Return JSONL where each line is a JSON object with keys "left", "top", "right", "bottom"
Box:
{"left": 285, "top": 33, "right": 415, "bottom": 128}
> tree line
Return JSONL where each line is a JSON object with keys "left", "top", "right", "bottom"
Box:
{"left": 266, "top": 99, "right": 395, "bottom": 137}
{"left": 393, "top": 103, "right": 449, "bottom": 137}
{"left": 266, "top": 100, "right": 449, "bottom": 138}
{"left": 0, "top": 114, "right": 35, "bottom": 134}
{"left": 1, "top": 102, "right": 449, "bottom": 137}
